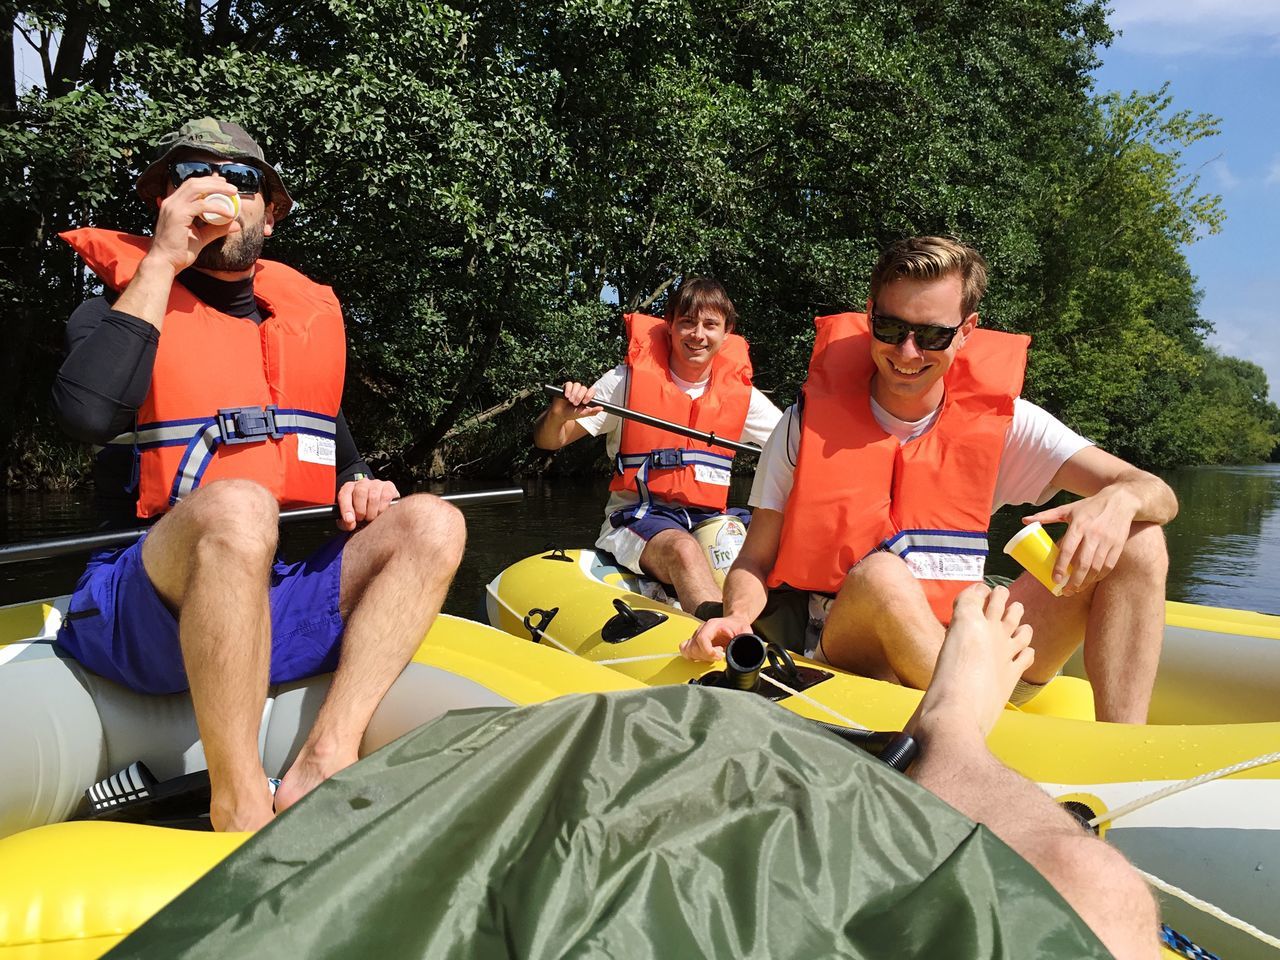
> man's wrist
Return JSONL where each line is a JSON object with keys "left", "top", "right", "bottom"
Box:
{"left": 140, "top": 248, "right": 180, "bottom": 273}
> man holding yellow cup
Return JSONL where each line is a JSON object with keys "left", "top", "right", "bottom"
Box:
{"left": 684, "top": 236, "right": 1178, "bottom": 724}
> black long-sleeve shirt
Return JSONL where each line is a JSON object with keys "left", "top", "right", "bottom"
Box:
{"left": 53, "top": 268, "right": 370, "bottom": 528}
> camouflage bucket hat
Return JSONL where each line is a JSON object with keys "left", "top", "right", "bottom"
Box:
{"left": 135, "top": 118, "right": 294, "bottom": 218}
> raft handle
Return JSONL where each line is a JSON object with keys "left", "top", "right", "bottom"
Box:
{"left": 601, "top": 598, "right": 669, "bottom": 643}
{"left": 523, "top": 606, "right": 560, "bottom": 643}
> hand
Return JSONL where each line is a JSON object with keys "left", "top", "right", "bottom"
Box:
{"left": 680, "top": 616, "right": 753, "bottom": 662}
{"left": 550, "top": 381, "right": 603, "bottom": 421}
{"left": 1024, "top": 487, "right": 1139, "bottom": 596}
{"left": 145, "top": 175, "right": 241, "bottom": 274}
{"left": 336, "top": 478, "right": 400, "bottom": 532}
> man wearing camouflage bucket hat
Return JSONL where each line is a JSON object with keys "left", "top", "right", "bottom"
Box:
{"left": 52, "top": 118, "right": 466, "bottom": 832}
{"left": 134, "top": 117, "right": 295, "bottom": 218}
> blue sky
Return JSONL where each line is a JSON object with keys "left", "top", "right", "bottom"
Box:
{"left": 1093, "top": 1, "right": 1280, "bottom": 401}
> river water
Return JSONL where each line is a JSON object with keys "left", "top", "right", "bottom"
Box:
{"left": 2, "top": 464, "right": 1278, "bottom": 616}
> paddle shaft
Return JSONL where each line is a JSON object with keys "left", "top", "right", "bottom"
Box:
{"left": 542, "top": 383, "right": 762, "bottom": 456}
{"left": 0, "top": 487, "right": 524, "bottom": 565}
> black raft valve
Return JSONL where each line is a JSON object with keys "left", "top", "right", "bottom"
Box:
{"left": 723, "top": 633, "right": 767, "bottom": 691}
{"left": 693, "top": 633, "right": 768, "bottom": 691}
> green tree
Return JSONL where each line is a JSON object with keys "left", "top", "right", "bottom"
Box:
{"left": 2, "top": 0, "right": 1274, "bottom": 488}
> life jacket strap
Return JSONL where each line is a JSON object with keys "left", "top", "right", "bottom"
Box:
{"left": 614, "top": 448, "right": 734, "bottom": 519}
{"left": 102, "top": 406, "right": 337, "bottom": 506}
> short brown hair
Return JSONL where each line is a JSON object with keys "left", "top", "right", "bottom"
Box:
{"left": 870, "top": 236, "right": 988, "bottom": 317}
{"left": 664, "top": 277, "right": 738, "bottom": 332}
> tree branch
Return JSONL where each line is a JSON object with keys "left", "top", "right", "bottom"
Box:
{"left": 442, "top": 385, "right": 538, "bottom": 440}
{"left": 635, "top": 274, "right": 675, "bottom": 311}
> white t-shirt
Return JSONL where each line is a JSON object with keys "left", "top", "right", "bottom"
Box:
{"left": 749, "top": 396, "right": 1092, "bottom": 514}
{"left": 580, "top": 364, "right": 784, "bottom": 517}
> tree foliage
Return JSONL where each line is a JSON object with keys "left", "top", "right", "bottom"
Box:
{"left": 2, "top": 0, "right": 1275, "bottom": 489}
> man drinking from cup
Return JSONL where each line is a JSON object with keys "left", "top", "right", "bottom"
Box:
{"left": 53, "top": 118, "right": 466, "bottom": 830}
{"left": 682, "top": 236, "right": 1177, "bottom": 724}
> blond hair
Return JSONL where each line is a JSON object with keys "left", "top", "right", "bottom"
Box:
{"left": 869, "top": 236, "right": 988, "bottom": 317}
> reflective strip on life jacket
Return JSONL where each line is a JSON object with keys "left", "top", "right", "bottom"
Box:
{"left": 881, "top": 529, "right": 990, "bottom": 583}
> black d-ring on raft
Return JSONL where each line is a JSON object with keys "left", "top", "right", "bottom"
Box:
{"left": 523, "top": 606, "right": 559, "bottom": 643}
{"left": 763, "top": 642, "right": 802, "bottom": 686}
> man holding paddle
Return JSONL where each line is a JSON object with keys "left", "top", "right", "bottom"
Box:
{"left": 52, "top": 119, "right": 466, "bottom": 830}
{"left": 535, "top": 279, "right": 782, "bottom": 616}
{"left": 684, "top": 237, "right": 1177, "bottom": 724}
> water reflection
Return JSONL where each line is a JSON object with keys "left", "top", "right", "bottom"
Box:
{"left": 3, "top": 465, "right": 1278, "bottom": 616}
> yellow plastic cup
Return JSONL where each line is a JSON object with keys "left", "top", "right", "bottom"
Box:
{"left": 1002, "top": 521, "right": 1068, "bottom": 595}
{"left": 199, "top": 192, "right": 240, "bottom": 225}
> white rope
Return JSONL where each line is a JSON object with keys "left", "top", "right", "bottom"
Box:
{"left": 537, "top": 634, "right": 575, "bottom": 655}
{"left": 1139, "top": 868, "right": 1280, "bottom": 951}
{"left": 758, "top": 672, "right": 869, "bottom": 731}
{"left": 1088, "top": 750, "right": 1280, "bottom": 827}
{"left": 594, "top": 653, "right": 685, "bottom": 666}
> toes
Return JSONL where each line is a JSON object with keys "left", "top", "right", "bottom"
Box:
{"left": 954, "top": 583, "right": 990, "bottom": 617}
{"left": 1011, "top": 622, "right": 1034, "bottom": 653}
{"left": 983, "top": 584, "right": 1010, "bottom": 619}
{"left": 1012, "top": 644, "right": 1035, "bottom": 672}
{"left": 1001, "top": 599, "right": 1025, "bottom": 632}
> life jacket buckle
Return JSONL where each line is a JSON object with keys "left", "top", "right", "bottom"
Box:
{"left": 649, "top": 447, "right": 685, "bottom": 469}
{"left": 217, "top": 405, "right": 283, "bottom": 445}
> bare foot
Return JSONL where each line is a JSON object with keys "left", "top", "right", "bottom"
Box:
{"left": 210, "top": 777, "right": 275, "bottom": 832}
{"left": 905, "top": 584, "right": 1034, "bottom": 743}
{"left": 273, "top": 742, "right": 359, "bottom": 814}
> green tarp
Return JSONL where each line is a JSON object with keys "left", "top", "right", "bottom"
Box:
{"left": 110, "top": 686, "right": 1107, "bottom": 959}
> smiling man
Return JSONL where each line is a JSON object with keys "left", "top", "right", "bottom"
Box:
{"left": 682, "top": 236, "right": 1177, "bottom": 724}
{"left": 534, "top": 279, "right": 781, "bottom": 615}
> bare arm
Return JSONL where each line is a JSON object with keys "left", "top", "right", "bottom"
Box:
{"left": 680, "top": 508, "right": 783, "bottom": 661}
{"left": 532, "top": 380, "right": 604, "bottom": 450}
{"left": 1025, "top": 446, "right": 1177, "bottom": 594}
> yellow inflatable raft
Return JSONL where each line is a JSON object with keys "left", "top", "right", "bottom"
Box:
{"left": 0, "top": 597, "right": 640, "bottom": 959}
{"left": 485, "top": 548, "right": 1280, "bottom": 960}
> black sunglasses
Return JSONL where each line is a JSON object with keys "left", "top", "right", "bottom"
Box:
{"left": 870, "top": 312, "right": 963, "bottom": 352}
{"left": 169, "top": 160, "right": 264, "bottom": 196}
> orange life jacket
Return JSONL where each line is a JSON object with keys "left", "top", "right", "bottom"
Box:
{"left": 60, "top": 228, "right": 347, "bottom": 519}
{"left": 608, "top": 313, "right": 754, "bottom": 514}
{"left": 767, "top": 312, "right": 1028, "bottom": 623}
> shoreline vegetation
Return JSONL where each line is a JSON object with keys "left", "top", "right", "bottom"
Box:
{"left": 4, "top": 1, "right": 1278, "bottom": 493}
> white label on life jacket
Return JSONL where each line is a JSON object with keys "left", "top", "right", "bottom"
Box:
{"left": 694, "top": 463, "right": 731, "bottom": 486}
{"left": 297, "top": 434, "right": 336, "bottom": 466}
{"left": 903, "top": 550, "right": 986, "bottom": 582}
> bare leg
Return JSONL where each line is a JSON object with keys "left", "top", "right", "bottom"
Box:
{"left": 142, "top": 479, "right": 279, "bottom": 832}
{"left": 1013, "top": 522, "right": 1168, "bottom": 723}
{"left": 638, "top": 528, "right": 721, "bottom": 613}
{"left": 274, "top": 494, "right": 465, "bottom": 812}
{"left": 819, "top": 552, "right": 943, "bottom": 687}
{"left": 906, "top": 584, "right": 1160, "bottom": 959}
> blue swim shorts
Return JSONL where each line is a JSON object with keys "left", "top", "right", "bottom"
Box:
{"left": 608, "top": 502, "right": 752, "bottom": 541}
{"left": 56, "top": 533, "right": 349, "bottom": 695}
